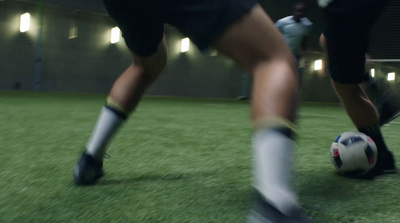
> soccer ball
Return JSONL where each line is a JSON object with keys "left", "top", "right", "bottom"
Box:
{"left": 330, "top": 131, "right": 378, "bottom": 176}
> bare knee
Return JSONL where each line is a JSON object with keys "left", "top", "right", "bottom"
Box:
{"left": 132, "top": 36, "right": 168, "bottom": 85}
{"left": 331, "top": 80, "right": 362, "bottom": 97}
{"left": 249, "top": 55, "right": 298, "bottom": 82}
{"left": 133, "top": 58, "right": 166, "bottom": 85}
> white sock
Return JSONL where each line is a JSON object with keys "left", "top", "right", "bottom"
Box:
{"left": 252, "top": 128, "right": 299, "bottom": 215}
{"left": 86, "top": 106, "right": 125, "bottom": 160}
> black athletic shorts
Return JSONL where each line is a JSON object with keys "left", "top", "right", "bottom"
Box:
{"left": 323, "top": 0, "right": 389, "bottom": 84}
{"left": 103, "top": 0, "right": 258, "bottom": 57}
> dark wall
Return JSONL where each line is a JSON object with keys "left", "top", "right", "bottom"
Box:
{"left": 39, "top": 8, "right": 131, "bottom": 93}
{"left": 0, "top": 1, "right": 247, "bottom": 98}
{"left": 16, "top": 0, "right": 326, "bottom": 50}
{"left": 370, "top": 0, "right": 400, "bottom": 59}
{"left": 13, "top": 0, "right": 400, "bottom": 57}
{"left": 13, "top": 0, "right": 107, "bottom": 13}
{"left": 7, "top": 0, "right": 400, "bottom": 102}
{"left": 145, "top": 27, "right": 245, "bottom": 98}
{"left": 0, "top": 1, "right": 36, "bottom": 91}
{"left": 0, "top": 1, "right": 131, "bottom": 92}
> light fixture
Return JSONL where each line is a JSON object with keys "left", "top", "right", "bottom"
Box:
{"left": 181, "top": 37, "right": 190, "bottom": 53}
{"left": 110, "top": 27, "right": 120, "bottom": 44}
{"left": 370, "top": 68, "right": 375, "bottom": 77}
{"left": 387, "top": 72, "right": 395, "bottom": 81}
{"left": 69, "top": 26, "right": 78, "bottom": 39}
{"left": 314, "top": 59, "right": 322, "bottom": 71}
{"left": 20, "top": 13, "right": 31, "bottom": 32}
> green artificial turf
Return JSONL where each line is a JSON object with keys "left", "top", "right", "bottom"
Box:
{"left": 0, "top": 91, "right": 399, "bottom": 223}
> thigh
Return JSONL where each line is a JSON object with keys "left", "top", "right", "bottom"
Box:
{"left": 212, "top": 4, "right": 295, "bottom": 71}
{"left": 163, "top": 0, "right": 258, "bottom": 51}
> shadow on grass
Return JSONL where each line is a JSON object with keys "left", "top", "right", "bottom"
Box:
{"left": 299, "top": 170, "right": 388, "bottom": 199}
{"left": 299, "top": 170, "right": 400, "bottom": 223}
{"left": 99, "top": 171, "right": 217, "bottom": 186}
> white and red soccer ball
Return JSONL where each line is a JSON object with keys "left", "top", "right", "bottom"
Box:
{"left": 330, "top": 131, "right": 378, "bottom": 176}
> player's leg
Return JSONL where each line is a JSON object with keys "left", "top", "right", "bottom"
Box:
{"left": 214, "top": 5, "right": 298, "bottom": 122}
{"left": 331, "top": 82, "right": 396, "bottom": 176}
{"left": 73, "top": 38, "right": 168, "bottom": 185}
{"left": 213, "top": 5, "right": 308, "bottom": 222}
{"left": 320, "top": 32, "right": 400, "bottom": 126}
{"left": 87, "top": 37, "right": 167, "bottom": 160}
{"left": 331, "top": 81, "right": 379, "bottom": 128}
{"left": 73, "top": 0, "right": 168, "bottom": 185}
{"left": 108, "top": 38, "right": 167, "bottom": 113}
{"left": 324, "top": 1, "right": 396, "bottom": 177}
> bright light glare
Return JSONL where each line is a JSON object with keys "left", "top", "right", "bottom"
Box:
{"left": 20, "top": 13, "right": 30, "bottom": 32}
{"left": 370, "top": 68, "right": 375, "bottom": 77}
{"left": 314, "top": 59, "right": 323, "bottom": 71}
{"left": 69, "top": 26, "right": 78, "bottom": 39}
{"left": 110, "top": 27, "right": 120, "bottom": 44}
{"left": 387, "top": 72, "right": 395, "bottom": 81}
{"left": 181, "top": 38, "right": 190, "bottom": 53}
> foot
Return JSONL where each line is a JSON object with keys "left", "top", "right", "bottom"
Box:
{"left": 375, "top": 150, "right": 397, "bottom": 173}
{"left": 362, "top": 150, "right": 397, "bottom": 179}
{"left": 248, "top": 193, "right": 311, "bottom": 223}
{"left": 73, "top": 153, "right": 104, "bottom": 185}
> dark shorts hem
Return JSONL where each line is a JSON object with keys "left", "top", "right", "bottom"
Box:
{"left": 103, "top": 0, "right": 259, "bottom": 56}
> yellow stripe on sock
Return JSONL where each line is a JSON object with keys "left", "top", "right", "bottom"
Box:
{"left": 106, "top": 96, "right": 129, "bottom": 115}
{"left": 253, "top": 116, "right": 296, "bottom": 132}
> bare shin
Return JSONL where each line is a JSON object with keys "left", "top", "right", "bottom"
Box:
{"left": 332, "top": 80, "right": 379, "bottom": 128}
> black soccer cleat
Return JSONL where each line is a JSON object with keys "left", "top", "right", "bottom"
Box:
{"left": 73, "top": 153, "right": 104, "bottom": 185}
{"left": 375, "top": 150, "right": 397, "bottom": 174}
{"left": 362, "top": 150, "right": 397, "bottom": 179}
{"left": 248, "top": 193, "right": 312, "bottom": 223}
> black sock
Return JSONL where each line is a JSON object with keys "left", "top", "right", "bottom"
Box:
{"left": 358, "top": 125, "right": 388, "bottom": 153}
{"left": 271, "top": 127, "right": 295, "bottom": 140}
{"left": 105, "top": 105, "right": 128, "bottom": 120}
